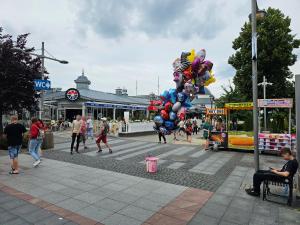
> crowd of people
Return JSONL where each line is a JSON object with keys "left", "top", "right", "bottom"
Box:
{"left": 69, "top": 115, "right": 112, "bottom": 155}
{"left": 3, "top": 116, "right": 45, "bottom": 174}
{"left": 157, "top": 116, "right": 226, "bottom": 147}
{"left": 157, "top": 117, "right": 203, "bottom": 144}
{"left": 2, "top": 114, "right": 113, "bottom": 174}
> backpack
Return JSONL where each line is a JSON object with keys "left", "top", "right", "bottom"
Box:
{"left": 34, "top": 124, "right": 45, "bottom": 140}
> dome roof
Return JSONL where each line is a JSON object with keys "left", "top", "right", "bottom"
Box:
{"left": 74, "top": 69, "right": 91, "bottom": 89}
{"left": 75, "top": 70, "right": 91, "bottom": 84}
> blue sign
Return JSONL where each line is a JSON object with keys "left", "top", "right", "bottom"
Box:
{"left": 34, "top": 79, "right": 51, "bottom": 90}
{"left": 85, "top": 102, "right": 147, "bottom": 110}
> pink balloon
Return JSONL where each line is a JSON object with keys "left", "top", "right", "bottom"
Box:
{"left": 203, "top": 60, "right": 213, "bottom": 71}
{"left": 191, "top": 58, "right": 201, "bottom": 73}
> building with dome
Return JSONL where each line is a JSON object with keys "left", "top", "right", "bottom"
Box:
{"left": 44, "top": 70, "right": 149, "bottom": 121}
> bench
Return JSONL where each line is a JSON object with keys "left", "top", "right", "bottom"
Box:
{"left": 262, "top": 177, "right": 294, "bottom": 206}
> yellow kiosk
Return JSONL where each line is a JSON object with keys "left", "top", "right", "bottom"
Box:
{"left": 225, "top": 102, "right": 254, "bottom": 151}
{"left": 206, "top": 108, "right": 228, "bottom": 150}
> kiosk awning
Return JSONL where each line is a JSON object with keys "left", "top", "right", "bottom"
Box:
{"left": 225, "top": 102, "right": 253, "bottom": 110}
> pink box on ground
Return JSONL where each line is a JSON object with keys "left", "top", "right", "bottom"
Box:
{"left": 145, "top": 157, "right": 159, "bottom": 173}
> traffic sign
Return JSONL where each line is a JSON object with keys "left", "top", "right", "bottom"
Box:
{"left": 34, "top": 79, "right": 51, "bottom": 90}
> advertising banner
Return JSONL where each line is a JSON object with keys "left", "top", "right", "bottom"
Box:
{"left": 258, "top": 99, "right": 293, "bottom": 108}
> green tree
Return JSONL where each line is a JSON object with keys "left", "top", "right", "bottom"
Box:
{"left": 228, "top": 8, "right": 300, "bottom": 100}
{"left": 215, "top": 82, "right": 252, "bottom": 131}
{"left": 215, "top": 81, "right": 245, "bottom": 108}
{"left": 0, "top": 28, "right": 41, "bottom": 132}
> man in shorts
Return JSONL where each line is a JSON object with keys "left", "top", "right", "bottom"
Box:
{"left": 3, "top": 115, "right": 27, "bottom": 174}
{"left": 96, "top": 118, "right": 112, "bottom": 154}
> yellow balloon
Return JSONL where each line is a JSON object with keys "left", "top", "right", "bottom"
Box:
{"left": 187, "top": 49, "right": 195, "bottom": 62}
{"left": 204, "top": 75, "right": 216, "bottom": 86}
{"left": 191, "top": 79, "right": 195, "bottom": 85}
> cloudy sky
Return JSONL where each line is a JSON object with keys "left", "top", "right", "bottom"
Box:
{"left": 1, "top": 0, "right": 300, "bottom": 97}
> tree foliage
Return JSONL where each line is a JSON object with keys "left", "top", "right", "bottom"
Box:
{"left": 215, "top": 81, "right": 245, "bottom": 108}
{"left": 228, "top": 8, "right": 300, "bottom": 100}
{"left": 216, "top": 82, "right": 253, "bottom": 131}
{"left": 0, "top": 27, "right": 41, "bottom": 131}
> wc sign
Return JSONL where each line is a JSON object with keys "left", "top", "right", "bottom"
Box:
{"left": 34, "top": 79, "right": 51, "bottom": 90}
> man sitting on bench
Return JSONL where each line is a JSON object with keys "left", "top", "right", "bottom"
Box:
{"left": 246, "top": 148, "right": 298, "bottom": 197}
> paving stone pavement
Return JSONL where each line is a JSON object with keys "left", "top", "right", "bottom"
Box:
{"left": 1, "top": 133, "right": 300, "bottom": 224}
{"left": 188, "top": 166, "right": 300, "bottom": 225}
{"left": 0, "top": 189, "right": 76, "bottom": 225}
{"left": 42, "top": 135, "right": 244, "bottom": 191}
{"left": 0, "top": 154, "right": 212, "bottom": 225}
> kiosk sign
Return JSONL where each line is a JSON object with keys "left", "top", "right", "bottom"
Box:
{"left": 206, "top": 108, "right": 227, "bottom": 115}
{"left": 258, "top": 98, "right": 293, "bottom": 108}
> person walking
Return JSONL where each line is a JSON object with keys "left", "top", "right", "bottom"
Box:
{"left": 185, "top": 119, "right": 193, "bottom": 143}
{"left": 203, "top": 118, "right": 213, "bottom": 150}
{"left": 192, "top": 119, "right": 198, "bottom": 135}
{"left": 70, "top": 115, "right": 82, "bottom": 154}
{"left": 29, "top": 118, "right": 44, "bottom": 167}
{"left": 158, "top": 129, "right": 167, "bottom": 144}
{"left": 80, "top": 116, "right": 88, "bottom": 150}
{"left": 86, "top": 115, "right": 94, "bottom": 139}
{"left": 37, "top": 119, "right": 45, "bottom": 160}
{"left": 96, "top": 118, "right": 112, "bottom": 153}
{"left": 3, "top": 115, "right": 27, "bottom": 174}
{"left": 178, "top": 120, "right": 185, "bottom": 136}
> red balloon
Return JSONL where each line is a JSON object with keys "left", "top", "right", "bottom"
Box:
{"left": 160, "top": 110, "right": 169, "bottom": 120}
{"left": 183, "top": 69, "right": 193, "bottom": 80}
{"left": 164, "top": 102, "right": 173, "bottom": 112}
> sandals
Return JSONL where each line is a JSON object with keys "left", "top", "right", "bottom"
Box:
{"left": 9, "top": 170, "right": 19, "bottom": 175}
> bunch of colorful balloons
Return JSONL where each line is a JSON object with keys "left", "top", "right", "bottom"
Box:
{"left": 173, "top": 49, "right": 215, "bottom": 95}
{"left": 151, "top": 48, "right": 215, "bottom": 135}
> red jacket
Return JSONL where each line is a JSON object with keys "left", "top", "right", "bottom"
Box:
{"left": 30, "top": 122, "right": 40, "bottom": 139}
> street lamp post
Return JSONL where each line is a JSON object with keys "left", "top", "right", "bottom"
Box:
{"left": 39, "top": 42, "right": 45, "bottom": 120}
{"left": 258, "top": 76, "right": 273, "bottom": 131}
{"left": 13, "top": 42, "right": 68, "bottom": 120}
{"left": 250, "top": 1, "right": 267, "bottom": 172}
{"left": 209, "top": 95, "right": 214, "bottom": 108}
{"left": 249, "top": 0, "right": 266, "bottom": 172}
{"left": 251, "top": 0, "right": 259, "bottom": 172}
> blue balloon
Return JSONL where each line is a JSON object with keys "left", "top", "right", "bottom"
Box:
{"left": 198, "top": 86, "right": 205, "bottom": 94}
{"left": 169, "top": 111, "right": 177, "bottom": 121}
{"left": 154, "top": 115, "right": 164, "bottom": 126}
{"left": 160, "top": 90, "right": 170, "bottom": 101}
{"left": 177, "top": 92, "right": 186, "bottom": 102}
{"left": 169, "top": 89, "right": 177, "bottom": 104}
{"left": 183, "top": 97, "right": 192, "bottom": 108}
{"left": 164, "top": 120, "right": 175, "bottom": 130}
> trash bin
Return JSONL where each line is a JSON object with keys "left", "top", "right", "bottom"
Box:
{"left": 145, "top": 157, "right": 159, "bottom": 173}
{"left": 42, "top": 131, "right": 54, "bottom": 149}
